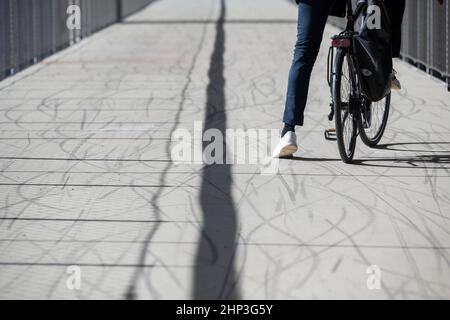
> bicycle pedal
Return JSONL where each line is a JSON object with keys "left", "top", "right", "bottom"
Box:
{"left": 324, "top": 129, "right": 337, "bottom": 141}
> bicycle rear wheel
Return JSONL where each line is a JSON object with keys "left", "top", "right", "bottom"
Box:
{"left": 333, "top": 49, "right": 358, "bottom": 164}
{"left": 359, "top": 94, "right": 391, "bottom": 147}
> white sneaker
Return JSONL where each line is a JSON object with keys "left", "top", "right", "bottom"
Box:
{"left": 272, "top": 131, "right": 298, "bottom": 158}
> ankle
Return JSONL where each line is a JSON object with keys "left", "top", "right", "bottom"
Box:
{"left": 281, "top": 123, "right": 295, "bottom": 138}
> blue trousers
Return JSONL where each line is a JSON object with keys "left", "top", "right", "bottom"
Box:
{"left": 283, "top": 0, "right": 336, "bottom": 126}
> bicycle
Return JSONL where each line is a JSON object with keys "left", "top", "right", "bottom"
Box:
{"left": 325, "top": 0, "right": 391, "bottom": 163}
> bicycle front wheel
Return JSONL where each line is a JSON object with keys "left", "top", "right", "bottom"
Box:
{"left": 359, "top": 94, "right": 391, "bottom": 147}
{"left": 332, "top": 49, "right": 358, "bottom": 164}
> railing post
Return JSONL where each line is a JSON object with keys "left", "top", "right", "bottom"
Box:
{"left": 117, "top": 0, "right": 122, "bottom": 22}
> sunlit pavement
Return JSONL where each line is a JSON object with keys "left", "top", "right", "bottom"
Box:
{"left": 0, "top": 0, "right": 449, "bottom": 299}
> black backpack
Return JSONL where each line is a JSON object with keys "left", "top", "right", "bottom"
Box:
{"left": 353, "top": 0, "right": 393, "bottom": 102}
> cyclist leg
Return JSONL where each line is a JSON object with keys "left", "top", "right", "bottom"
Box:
{"left": 385, "top": 0, "right": 406, "bottom": 59}
{"left": 282, "top": 0, "right": 336, "bottom": 130}
{"left": 274, "top": 0, "right": 335, "bottom": 158}
{"left": 385, "top": 0, "right": 406, "bottom": 90}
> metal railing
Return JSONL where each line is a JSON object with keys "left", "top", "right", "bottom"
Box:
{"left": 0, "top": 0, "right": 155, "bottom": 81}
{"left": 328, "top": 0, "right": 450, "bottom": 91}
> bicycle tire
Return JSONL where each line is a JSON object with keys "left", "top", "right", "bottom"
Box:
{"left": 358, "top": 94, "right": 391, "bottom": 147}
{"left": 333, "top": 49, "right": 358, "bottom": 164}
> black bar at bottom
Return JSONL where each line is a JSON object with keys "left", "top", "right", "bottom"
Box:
{"left": 0, "top": 300, "right": 446, "bottom": 319}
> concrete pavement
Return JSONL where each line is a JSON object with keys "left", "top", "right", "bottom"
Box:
{"left": 0, "top": 0, "right": 449, "bottom": 299}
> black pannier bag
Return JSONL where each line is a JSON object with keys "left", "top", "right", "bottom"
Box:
{"left": 353, "top": 0, "right": 392, "bottom": 102}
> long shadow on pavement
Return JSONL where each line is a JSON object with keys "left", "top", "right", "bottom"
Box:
{"left": 192, "top": 0, "right": 241, "bottom": 300}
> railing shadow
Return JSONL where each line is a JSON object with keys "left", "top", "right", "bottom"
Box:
{"left": 290, "top": 142, "right": 450, "bottom": 169}
{"left": 373, "top": 141, "right": 450, "bottom": 153}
